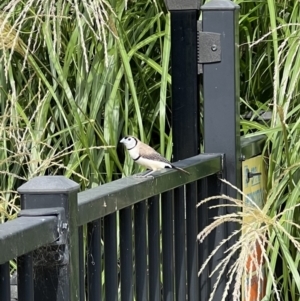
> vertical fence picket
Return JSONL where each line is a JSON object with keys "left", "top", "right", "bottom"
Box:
{"left": 120, "top": 207, "right": 133, "bottom": 301}
{"left": 174, "top": 187, "right": 186, "bottom": 300}
{"left": 104, "top": 214, "right": 118, "bottom": 301}
{"left": 162, "top": 190, "right": 174, "bottom": 301}
{"left": 17, "top": 253, "right": 34, "bottom": 301}
{"left": 198, "top": 177, "right": 210, "bottom": 299}
{"left": 148, "top": 195, "right": 160, "bottom": 301}
{"left": 78, "top": 226, "right": 85, "bottom": 301}
{"left": 134, "top": 201, "right": 148, "bottom": 301}
{"left": 0, "top": 262, "right": 11, "bottom": 301}
{"left": 186, "top": 182, "right": 199, "bottom": 300}
{"left": 209, "top": 174, "right": 225, "bottom": 295}
{"left": 87, "top": 219, "right": 102, "bottom": 301}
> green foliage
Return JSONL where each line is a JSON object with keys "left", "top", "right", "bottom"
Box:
{"left": 199, "top": 0, "right": 300, "bottom": 300}
{"left": 0, "top": 0, "right": 172, "bottom": 221}
{"left": 240, "top": 3, "right": 300, "bottom": 298}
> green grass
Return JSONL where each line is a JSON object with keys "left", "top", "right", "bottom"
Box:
{"left": 198, "top": 0, "right": 300, "bottom": 300}
{"left": 0, "top": 0, "right": 172, "bottom": 218}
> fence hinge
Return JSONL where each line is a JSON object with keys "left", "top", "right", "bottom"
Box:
{"left": 197, "top": 21, "right": 221, "bottom": 74}
{"left": 18, "top": 207, "right": 67, "bottom": 245}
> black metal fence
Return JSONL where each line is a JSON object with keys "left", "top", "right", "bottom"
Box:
{"left": 0, "top": 136, "right": 266, "bottom": 301}
{"left": 0, "top": 0, "right": 252, "bottom": 300}
{"left": 0, "top": 155, "right": 222, "bottom": 301}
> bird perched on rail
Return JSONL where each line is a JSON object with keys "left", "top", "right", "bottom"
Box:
{"left": 120, "top": 136, "right": 189, "bottom": 177}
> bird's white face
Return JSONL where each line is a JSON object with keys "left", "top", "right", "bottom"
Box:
{"left": 120, "top": 136, "right": 137, "bottom": 150}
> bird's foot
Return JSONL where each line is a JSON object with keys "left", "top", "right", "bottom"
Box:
{"left": 133, "top": 174, "right": 154, "bottom": 179}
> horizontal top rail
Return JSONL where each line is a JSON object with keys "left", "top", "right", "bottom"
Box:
{"left": 78, "top": 153, "right": 222, "bottom": 225}
{"left": 241, "top": 135, "right": 266, "bottom": 159}
{"left": 0, "top": 216, "right": 58, "bottom": 264}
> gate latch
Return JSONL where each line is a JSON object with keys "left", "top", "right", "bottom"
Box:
{"left": 197, "top": 21, "right": 221, "bottom": 74}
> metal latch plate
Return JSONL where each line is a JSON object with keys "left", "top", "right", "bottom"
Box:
{"left": 197, "top": 21, "right": 221, "bottom": 74}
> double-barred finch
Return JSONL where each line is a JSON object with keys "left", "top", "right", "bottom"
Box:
{"left": 120, "top": 136, "right": 189, "bottom": 177}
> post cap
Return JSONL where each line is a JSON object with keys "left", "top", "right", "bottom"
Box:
{"left": 201, "top": 0, "right": 239, "bottom": 11}
{"left": 18, "top": 176, "right": 80, "bottom": 194}
{"left": 165, "top": 0, "right": 200, "bottom": 11}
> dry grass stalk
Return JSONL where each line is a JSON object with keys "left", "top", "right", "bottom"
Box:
{"left": 197, "top": 178, "right": 299, "bottom": 301}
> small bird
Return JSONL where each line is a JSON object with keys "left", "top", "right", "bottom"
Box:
{"left": 120, "top": 136, "right": 189, "bottom": 177}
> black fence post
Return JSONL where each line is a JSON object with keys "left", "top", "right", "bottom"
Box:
{"left": 17, "top": 176, "right": 80, "bottom": 301}
{"left": 202, "top": 0, "right": 240, "bottom": 300}
{"left": 166, "top": 1, "right": 200, "bottom": 160}
{"left": 202, "top": 0, "right": 240, "bottom": 194}
{"left": 165, "top": 1, "right": 200, "bottom": 300}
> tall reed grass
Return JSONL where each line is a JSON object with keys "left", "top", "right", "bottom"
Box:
{"left": 198, "top": 0, "right": 300, "bottom": 300}
{"left": 0, "top": 0, "right": 172, "bottom": 222}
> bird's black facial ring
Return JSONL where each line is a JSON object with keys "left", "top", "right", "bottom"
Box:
{"left": 127, "top": 137, "right": 138, "bottom": 150}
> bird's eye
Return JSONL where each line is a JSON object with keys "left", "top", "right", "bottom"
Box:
{"left": 128, "top": 138, "right": 131, "bottom": 141}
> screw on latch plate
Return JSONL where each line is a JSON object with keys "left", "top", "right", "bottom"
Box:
{"left": 240, "top": 154, "right": 246, "bottom": 161}
{"left": 197, "top": 21, "right": 221, "bottom": 74}
{"left": 62, "top": 222, "right": 68, "bottom": 230}
{"left": 211, "top": 44, "right": 218, "bottom": 51}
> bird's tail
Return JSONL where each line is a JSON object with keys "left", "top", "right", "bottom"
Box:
{"left": 171, "top": 165, "right": 190, "bottom": 175}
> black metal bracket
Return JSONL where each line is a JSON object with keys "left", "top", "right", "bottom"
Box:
{"left": 245, "top": 168, "right": 262, "bottom": 183}
{"left": 18, "top": 207, "right": 67, "bottom": 245}
{"left": 248, "top": 171, "right": 262, "bottom": 179}
{"left": 197, "top": 21, "right": 221, "bottom": 74}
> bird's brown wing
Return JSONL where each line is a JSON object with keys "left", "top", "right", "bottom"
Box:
{"left": 139, "top": 141, "right": 189, "bottom": 174}
{"left": 138, "top": 142, "right": 171, "bottom": 164}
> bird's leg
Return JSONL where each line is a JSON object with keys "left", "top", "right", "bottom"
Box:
{"left": 143, "top": 170, "right": 155, "bottom": 177}
{"left": 133, "top": 169, "right": 155, "bottom": 178}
